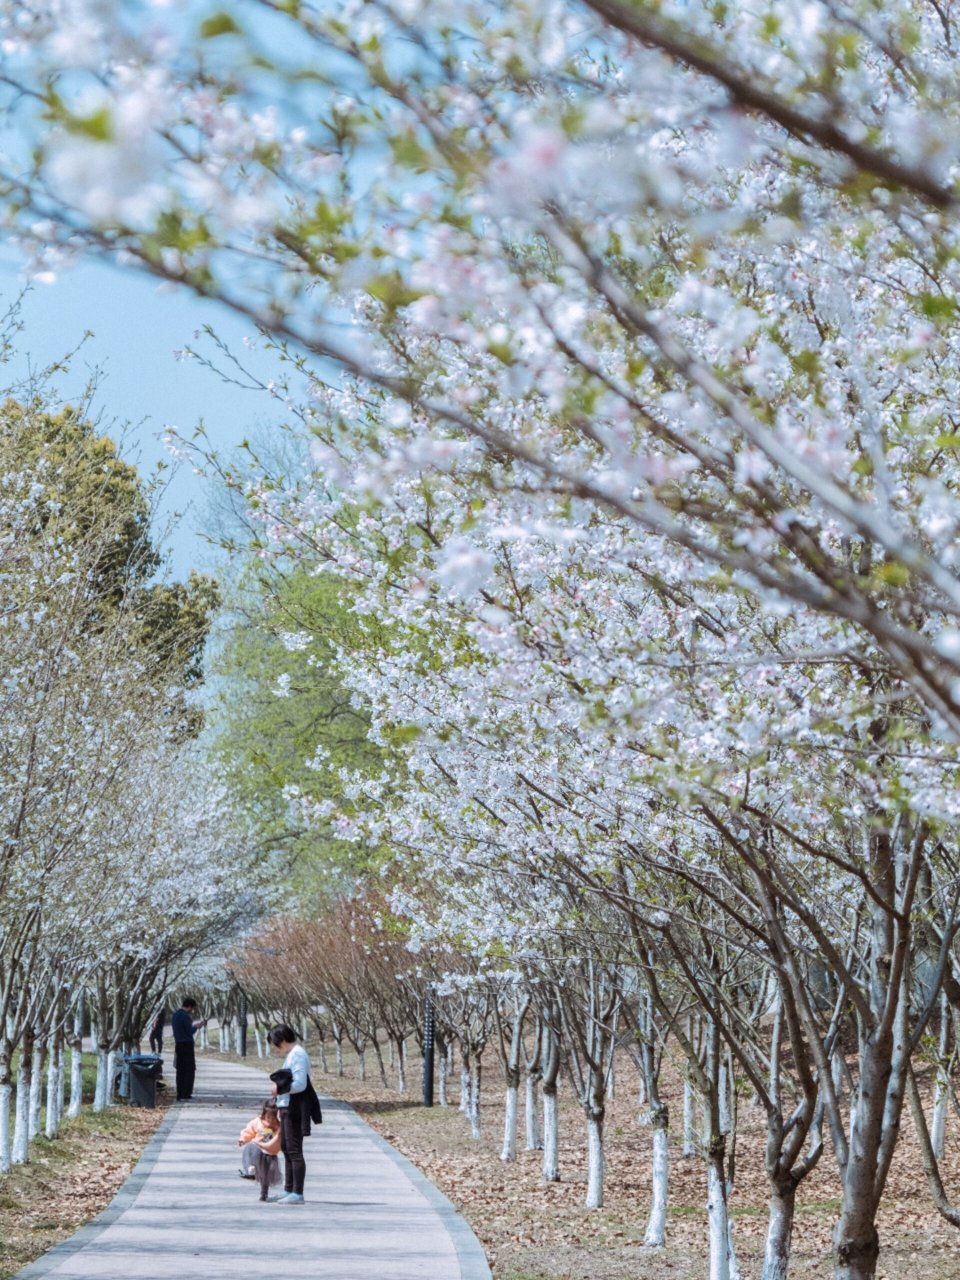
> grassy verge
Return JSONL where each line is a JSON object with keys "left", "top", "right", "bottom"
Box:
{"left": 0, "top": 1053, "right": 170, "bottom": 1280}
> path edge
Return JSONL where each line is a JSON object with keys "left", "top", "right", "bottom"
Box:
{"left": 10, "top": 1104, "right": 179, "bottom": 1280}
{"left": 329, "top": 1097, "right": 492, "bottom": 1280}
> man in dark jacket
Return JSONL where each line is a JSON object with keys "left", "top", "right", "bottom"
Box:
{"left": 171, "top": 997, "right": 204, "bottom": 1100}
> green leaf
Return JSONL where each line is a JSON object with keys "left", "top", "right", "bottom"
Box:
{"left": 199, "top": 12, "right": 241, "bottom": 38}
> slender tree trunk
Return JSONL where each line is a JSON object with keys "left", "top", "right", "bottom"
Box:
{"left": 254, "top": 1024, "right": 264, "bottom": 1058}
{"left": 358, "top": 1047, "right": 366, "bottom": 1082}
{"left": 644, "top": 1103, "right": 669, "bottom": 1246}
{"left": 45, "top": 1032, "right": 61, "bottom": 1138}
{"left": 29, "top": 1037, "right": 45, "bottom": 1138}
{"left": 395, "top": 1037, "right": 406, "bottom": 1093}
{"left": 706, "top": 1146, "right": 732, "bottom": 1280}
{"left": 68, "top": 1004, "right": 84, "bottom": 1119}
{"left": 931, "top": 992, "right": 949, "bottom": 1160}
{"left": 318, "top": 1037, "right": 328, "bottom": 1074}
{"left": 469, "top": 1060, "right": 482, "bottom": 1139}
{"left": 525, "top": 1069, "right": 542, "bottom": 1150}
{"left": 543, "top": 1085, "right": 559, "bottom": 1181}
{"left": 335, "top": 1037, "right": 344, "bottom": 1076}
{"left": 438, "top": 1044, "right": 449, "bottom": 1106}
{"left": 0, "top": 1040, "right": 13, "bottom": 1173}
{"left": 372, "top": 1037, "right": 388, "bottom": 1087}
{"left": 683, "top": 1077, "right": 697, "bottom": 1156}
{"left": 501, "top": 1076, "right": 519, "bottom": 1162}
{"left": 12, "top": 1032, "right": 32, "bottom": 1165}
{"left": 762, "top": 1182, "right": 796, "bottom": 1280}
{"left": 585, "top": 1109, "right": 605, "bottom": 1209}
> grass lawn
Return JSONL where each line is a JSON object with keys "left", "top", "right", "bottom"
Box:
{"left": 0, "top": 1052, "right": 169, "bottom": 1280}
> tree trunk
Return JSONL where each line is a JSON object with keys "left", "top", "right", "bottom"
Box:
{"left": 931, "top": 992, "right": 950, "bottom": 1160}
{"left": 335, "top": 1038, "right": 344, "bottom": 1076}
{"left": 0, "top": 1040, "right": 13, "bottom": 1173}
{"left": 105, "top": 1049, "right": 118, "bottom": 1106}
{"left": 438, "top": 1046, "right": 449, "bottom": 1106}
{"left": 706, "top": 1147, "right": 731, "bottom": 1280}
{"left": 28, "top": 1038, "right": 45, "bottom": 1139}
{"left": 525, "top": 1070, "right": 542, "bottom": 1150}
{"left": 469, "top": 1060, "right": 482, "bottom": 1139}
{"left": 501, "top": 1080, "right": 519, "bottom": 1162}
{"left": 45, "top": 1033, "right": 61, "bottom": 1138}
{"left": 395, "top": 1038, "right": 406, "bottom": 1093}
{"left": 644, "top": 1108, "right": 669, "bottom": 1246}
{"left": 762, "top": 1182, "right": 796, "bottom": 1280}
{"left": 68, "top": 1011, "right": 84, "bottom": 1119}
{"left": 12, "top": 1039, "right": 32, "bottom": 1165}
{"left": 585, "top": 1109, "right": 605, "bottom": 1209}
{"left": 683, "top": 1077, "right": 697, "bottom": 1156}
{"left": 372, "top": 1037, "right": 388, "bottom": 1087}
{"left": 543, "top": 1085, "right": 559, "bottom": 1181}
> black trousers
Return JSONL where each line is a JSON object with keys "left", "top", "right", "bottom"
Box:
{"left": 174, "top": 1042, "right": 196, "bottom": 1099}
{"left": 280, "top": 1103, "right": 306, "bottom": 1194}
{"left": 149, "top": 1032, "right": 163, "bottom": 1054}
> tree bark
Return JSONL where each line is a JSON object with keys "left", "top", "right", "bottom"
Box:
{"left": 644, "top": 1105, "right": 669, "bottom": 1246}
{"left": 762, "top": 1181, "right": 796, "bottom": 1280}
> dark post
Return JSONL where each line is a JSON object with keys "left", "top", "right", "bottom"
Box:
{"left": 422, "top": 987, "right": 435, "bottom": 1108}
{"left": 238, "top": 988, "right": 248, "bottom": 1058}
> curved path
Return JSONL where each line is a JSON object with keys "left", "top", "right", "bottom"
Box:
{"left": 14, "top": 1054, "right": 491, "bottom": 1280}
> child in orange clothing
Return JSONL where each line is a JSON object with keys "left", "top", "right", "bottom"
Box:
{"left": 238, "top": 1101, "right": 282, "bottom": 1201}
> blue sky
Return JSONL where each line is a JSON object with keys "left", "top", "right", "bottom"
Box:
{"left": 0, "top": 253, "right": 288, "bottom": 580}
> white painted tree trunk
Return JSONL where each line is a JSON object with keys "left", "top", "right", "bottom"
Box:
{"left": 199, "top": 1024, "right": 209, "bottom": 1050}
{"left": 501, "top": 1084, "right": 519, "bottom": 1162}
{"left": 543, "top": 1088, "right": 559, "bottom": 1181}
{"left": 438, "top": 1049, "right": 448, "bottom": 1106}
{"left": 706, "top": 1157, "right": 731, "bottom": 1280}
{"left": 682, "top": 1078, "right": 697, "bottom": 1156}
{"left": 585, "top": 1113, "right": 604, "bottom": 1209}
{"left": 718, "top": 1064, "right": 730, "bottom": 1135}
{"left": 233, "top": 1021, "right": 243, "bottom": 1054}
{"left": 637, "top": 1069, "right": 647, "bottom": 1109}
{"left": 931, "top": 992, "right": 950, "bottom": 1160}
{"left": 28, "top": 1042, "right": 44, "bottom": 1138}
{"left": 469, "top": 1061, "right": 482, "bottom": 1139}
{"left": 318, "top": 1038, "right": 328, "bottom": 1073}
{"left": 0, "top": 1078, "right": 12, "bottom": 1172}
{"left": 761, "top": 1187, "right": 795, "bottom": 1280}
{"left": 68, "top": 1037, "right": 84, "bottom": 1118}
{"left": 644, "top": 1121, "right": 668, "bottom": 1246}
{"left": 106, "top": 1050, "right": 119, "bottom": 1106}
{"left": 45, "top": 1039, "right": 59, "bottom": 1138}
{"left": 525, "top": 1072, "right": 542, "bottom": 1150}
{"left": 396, "top": 1040, "right": 406, "bottom": 1093}
{"left": 94, "top": 1044, "right": 108, "bottom": 1116}
{"left": 335, "top": 1040, "right": 344, "bottom": 1076}
{"left": 727, "top": 1202, "right": 741, "bottom": 1280}
{"left": 219, "top": 1021, "right": 229, "bottom": 1052}
{"left": 460, "top": 1066, "right": 470, "bottom": 1114}
{"left": 357, "top": 1048, "right": 366, "bottom": 1081}
{"left": 12, "top": 1063, "right": 30, "bottom": 1165}
{"left": 254, "top": 1025, "right": 264, "bottom": 1058}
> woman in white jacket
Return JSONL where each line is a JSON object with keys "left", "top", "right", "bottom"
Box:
{"left": 267, "top": 1024, "right": 311, "bottom": 1204}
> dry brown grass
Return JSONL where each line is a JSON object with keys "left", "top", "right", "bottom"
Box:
{"left": 204, "top": 1038, "right": 960, "bottom": 1280}
{"left": 0, "top": 1069, "right": 169, "bottom": 1280}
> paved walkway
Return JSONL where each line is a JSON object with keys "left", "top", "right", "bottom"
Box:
{"left": 15, "top": 1054, "right": 490, "bottom": 1280}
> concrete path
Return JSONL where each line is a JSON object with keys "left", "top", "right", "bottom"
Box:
{"left": 15, "top": 1054, "right": 491, "bottom": 1280}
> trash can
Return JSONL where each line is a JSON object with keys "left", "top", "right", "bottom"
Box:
{"left": 124, "top": 1054, "right": 163, "bottom": 1108}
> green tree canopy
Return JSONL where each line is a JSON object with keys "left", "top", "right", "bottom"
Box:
{"left": 209, "top": 560, "right": 389, "bottom": 901}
